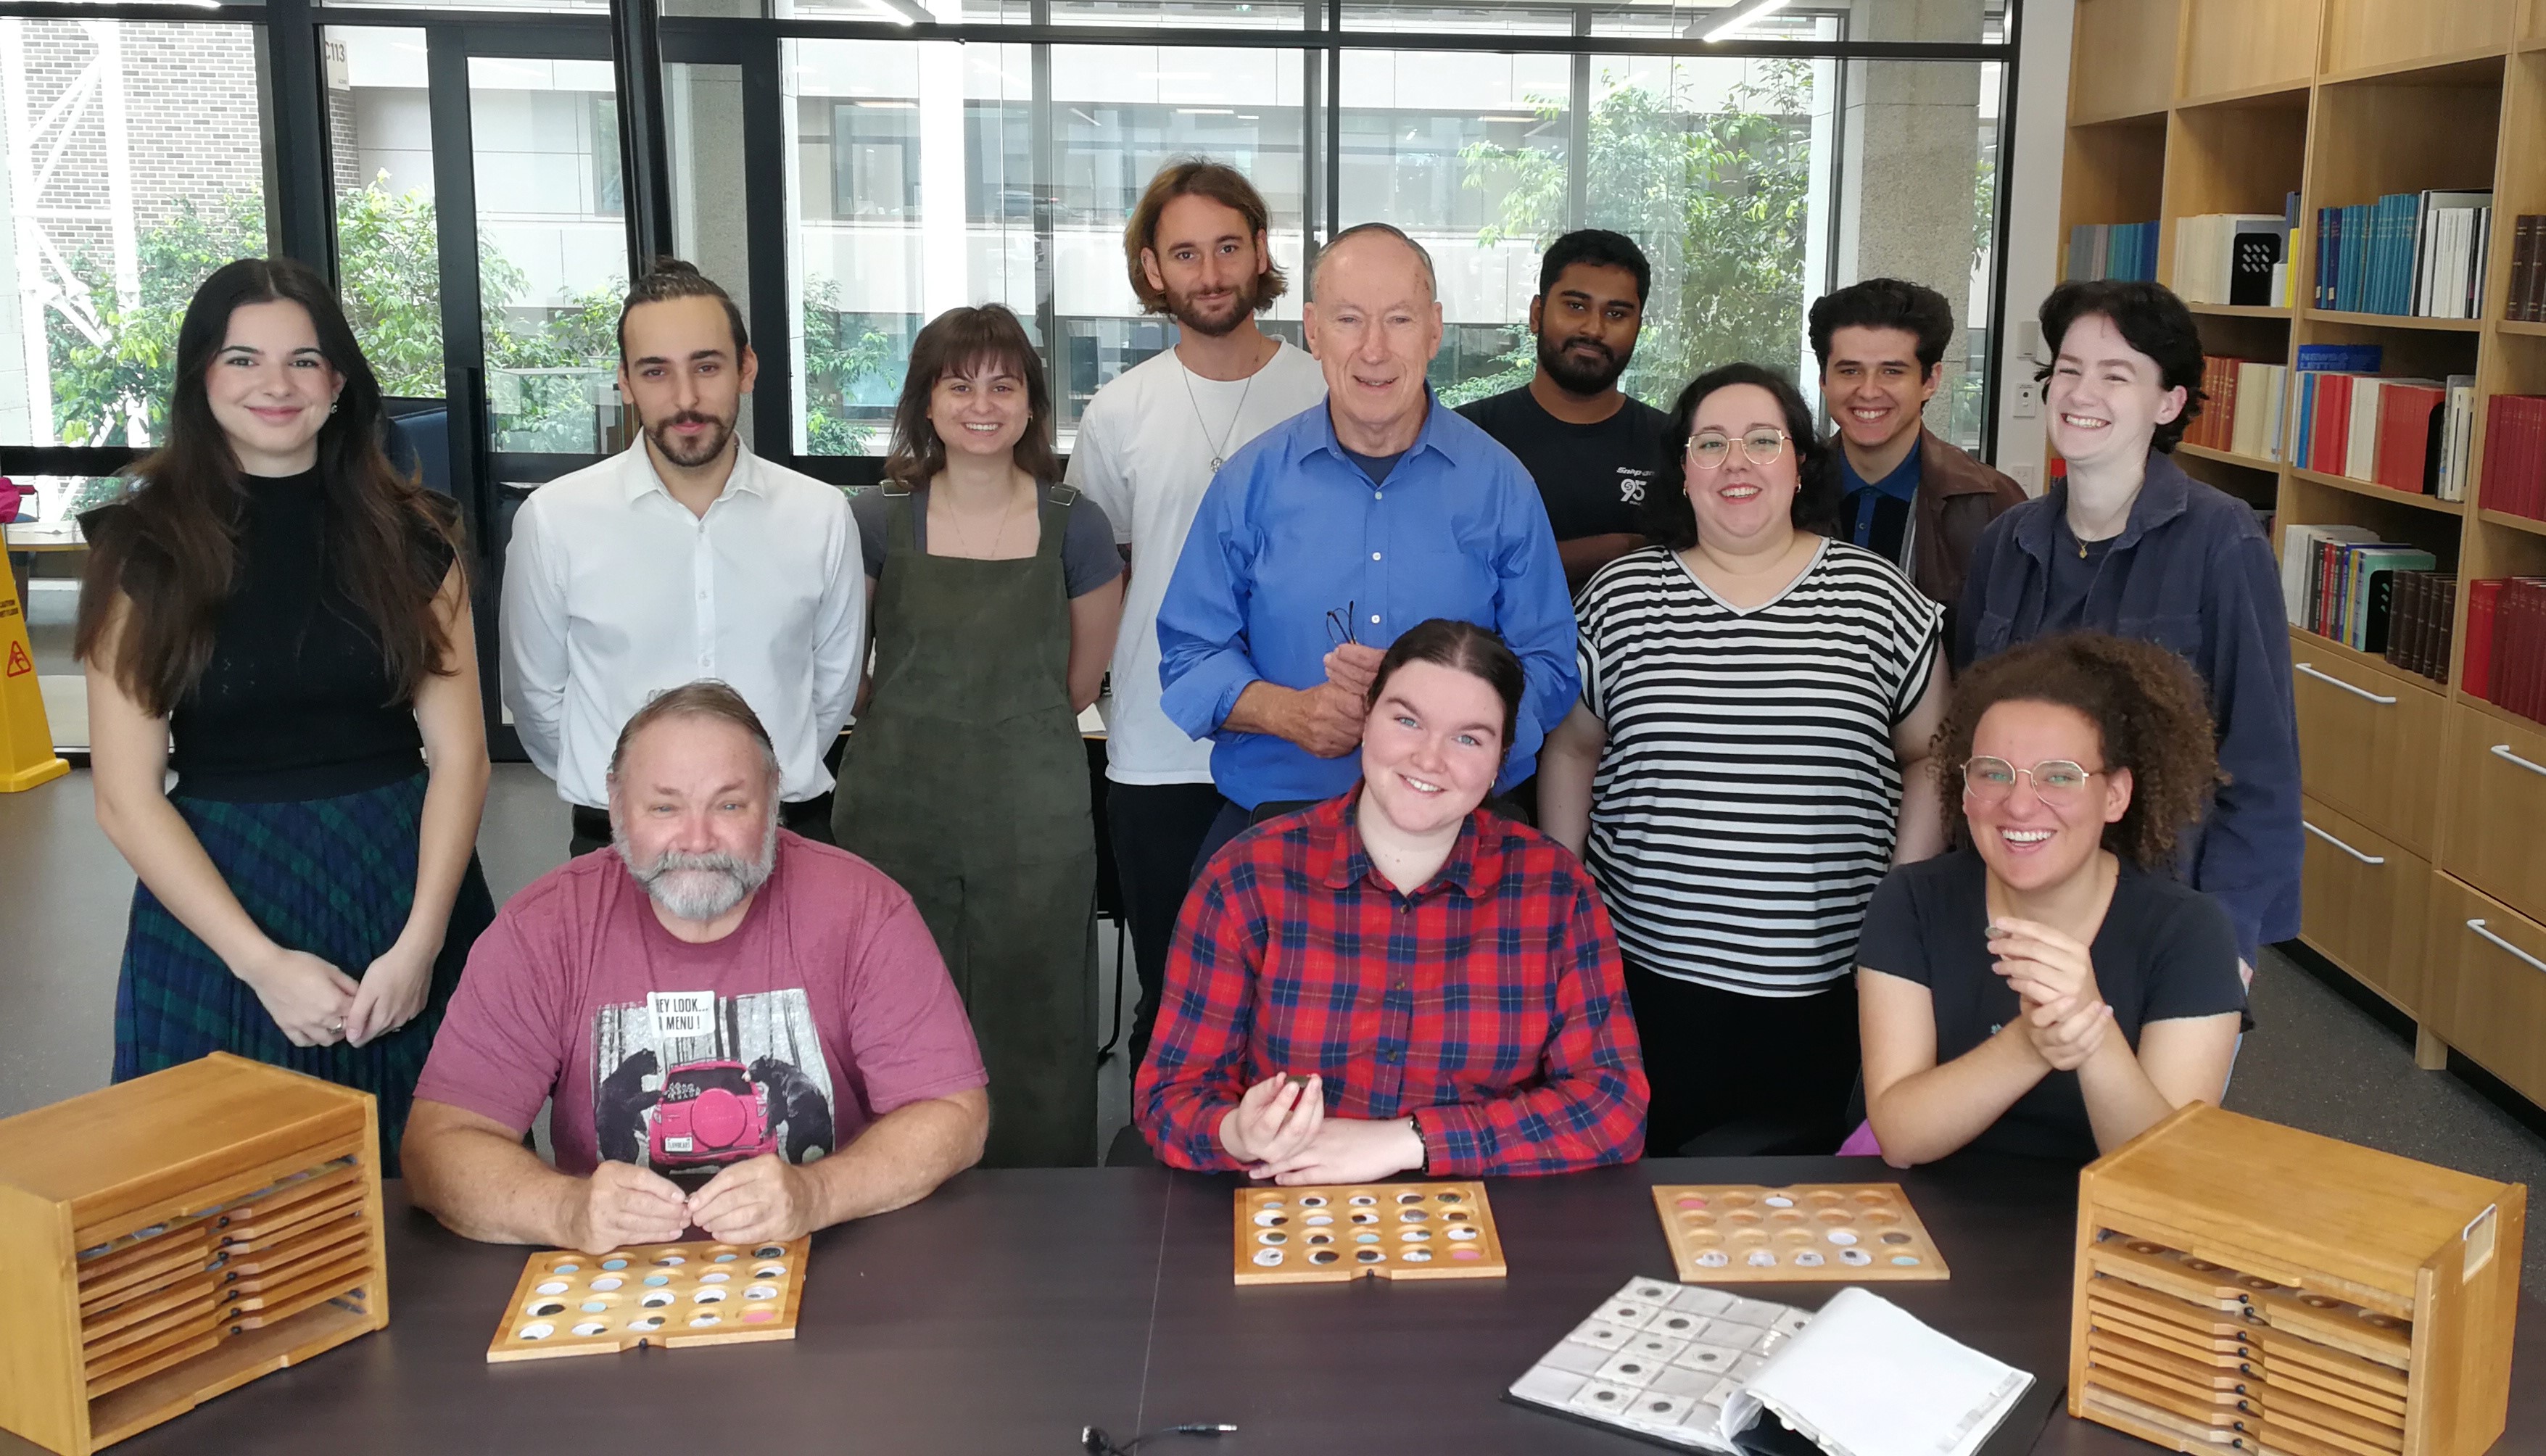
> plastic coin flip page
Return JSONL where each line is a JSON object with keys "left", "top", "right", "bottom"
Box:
{"left": 1505, "top": 1277, "right": 1811, "bottom": 1452}
{"left": 485, "top": 1236, "right": 810, "bottom": 1362}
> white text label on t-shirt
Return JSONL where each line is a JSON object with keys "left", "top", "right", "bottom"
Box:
{"left": 648, "top": 990, "right": 714, "bottom": 1041}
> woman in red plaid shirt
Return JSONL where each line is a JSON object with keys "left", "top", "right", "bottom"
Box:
{"left": 1133, "top": 619, "right": 1649, "bottom": 1181}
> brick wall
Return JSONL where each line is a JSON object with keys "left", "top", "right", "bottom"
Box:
{"left": 9, "top": 20, "right": 266, "bottom": 263}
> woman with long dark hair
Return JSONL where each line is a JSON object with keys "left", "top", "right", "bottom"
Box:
{"left": 76, "top": 257, "right": 493, "bottom": 1170}
{"left": 831, "top": 302, "right": 1124, "bottom": 1167}
{"left": 1538, "top": 362, "right": 1950, "bottom": 1159}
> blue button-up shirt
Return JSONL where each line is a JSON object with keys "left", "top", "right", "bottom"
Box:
{"left": 1156, "top": 394, "right": 1580, "bottom": 810}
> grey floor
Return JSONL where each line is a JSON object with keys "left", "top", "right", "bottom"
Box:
{"left": 1, "top": 764, "right": 2537, "bottom": 1295}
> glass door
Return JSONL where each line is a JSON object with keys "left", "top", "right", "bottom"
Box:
{"left": 328, "top": 21, "right": 627, "bottom": 757}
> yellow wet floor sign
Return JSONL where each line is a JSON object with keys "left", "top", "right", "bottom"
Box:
{"left": 1, "top": 566, "right": 70, "bottom": 791}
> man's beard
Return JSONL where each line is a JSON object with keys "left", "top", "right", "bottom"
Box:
{"left": 644, "top": 406, "right": 737, "bottom": 468}
{"left": 616, "top": 814, "right": 779, "bottom": 922}
{"left": 1539, "top": 331, "right": 1630, "bottom": 397}
{"left": 1166, "top": 276, "right": 1261, "bottom": 339}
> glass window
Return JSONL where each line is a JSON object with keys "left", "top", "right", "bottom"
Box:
{"left": 469, "top": 55, "right": 627, "bottom": 454}
{"left": 330, "top": 27, "right": 445, "bottom": 402}
{"left": 1560, "top": 54, "right": 1832, "bottom": 409}
{"left": 786, "top": 38, "right": 1033, "bottom": 457}
{"left": 0, "top": 20, "right": 271, "bottom": 448}
{"left": 1335, "top": 49, "right": 1569, "bottom": 404}
{"left": 667, "top": 60, "right": 756, "bottom": 448}
{"left": 1048, "top": 44, "right": 1305, "bottom": 434}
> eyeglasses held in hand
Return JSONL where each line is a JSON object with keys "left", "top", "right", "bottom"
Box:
{"left": 1960, "top": 756, "right": 2101, "bottom": 806}
{"left": 1686, "top": 429, "right": 1790, "bottom": 470}
{"left": 1326, "top": 601, "right": 1360, "bottom": 648}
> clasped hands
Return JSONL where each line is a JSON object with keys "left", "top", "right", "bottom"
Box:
{"left": 1989, "top": 916, "right": 2113, "bottom": 1072}
{"left": 569, "top": 1155, "right": 819, "bottom": 1254}
{"left": 1216, "top": 1072, "right": 1425, "bottom": 1186}
{"left": 1294, "top": 643, "right": 1387, "bottom": 758}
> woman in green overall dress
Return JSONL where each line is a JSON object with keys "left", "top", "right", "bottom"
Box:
{"left": 835, "top": 304, "right": 1125, "bottom": 1167}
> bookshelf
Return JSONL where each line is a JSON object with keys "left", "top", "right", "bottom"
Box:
{"left": 2065, "top": 0, "right": 2546, "bottom": 1111}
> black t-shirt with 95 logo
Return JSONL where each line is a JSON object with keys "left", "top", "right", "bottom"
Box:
{"left": 1458, "top": 385, "right": 1671, "bottom": 543}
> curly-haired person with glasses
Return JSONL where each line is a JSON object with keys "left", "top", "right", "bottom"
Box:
{"left": 1853, "top": 632, "right": 2246, "bottom": 1168}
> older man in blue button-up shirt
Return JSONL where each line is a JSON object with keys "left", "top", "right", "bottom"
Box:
{"left": 1156, "top": 223, "right": 1579, "bottom": 872}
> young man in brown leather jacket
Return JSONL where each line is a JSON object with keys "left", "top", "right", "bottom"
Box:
{"left": 1809, "top": 278, "right": 2027, "bottom": 613}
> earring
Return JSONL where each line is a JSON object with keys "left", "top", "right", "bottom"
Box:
{"left": 328, "top": 402, "right": 339, "bottom": 415}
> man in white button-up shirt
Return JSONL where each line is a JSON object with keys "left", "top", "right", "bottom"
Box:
{"left": 502, "top": 260, "right": 864, "bottom": 857}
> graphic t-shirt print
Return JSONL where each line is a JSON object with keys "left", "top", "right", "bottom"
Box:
{"left": 590, "top": 988, "right": 836, "bottom": 1178}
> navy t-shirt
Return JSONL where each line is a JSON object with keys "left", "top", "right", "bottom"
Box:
{"left": 1457, "top": 385, "right": 1667, "bottom": 542}
{"left": 1856, "top": 846, "right": 2247, "bottom": 1162}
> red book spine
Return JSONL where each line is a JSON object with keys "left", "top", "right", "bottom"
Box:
{"left": 2465, "top": 580, "right": 2505, "bottom": 703}
{"left": 2481, "top": 395, "right": 2512, "bottom": 511}
{"left": 2318, "top": 376, "right": 2354, "bottom": 475}
{"left": 2516, "top": 586, "right": 2538, "bottom": 719}
{"left": 2527, "top": 399, "right": 2546, "bottom": 519}
{"left": 2377, "top": 386, "right": 2442, "bottom": 493}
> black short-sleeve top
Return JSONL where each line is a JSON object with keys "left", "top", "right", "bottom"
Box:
{"left": 1855, "top": 845, "right": 2247, "bottom": 1162}
{"left": 88, "top": 469, "right": 457, "bottom": 803}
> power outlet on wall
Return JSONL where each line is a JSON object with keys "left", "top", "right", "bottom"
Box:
{"left": 2009, "top": 463, "right": 2041, "bottom": 496}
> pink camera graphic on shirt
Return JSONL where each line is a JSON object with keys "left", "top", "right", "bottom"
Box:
{"left": 648, "top": 1058, "right": 778, "bottom": 1172}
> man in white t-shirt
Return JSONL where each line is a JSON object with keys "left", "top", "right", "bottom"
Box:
{"left": 1067, "top": 160, "right": 1326, "bottom": 1074}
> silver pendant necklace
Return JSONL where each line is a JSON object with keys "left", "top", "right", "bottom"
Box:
{"left": 1179, "top": 341, "right": 1267, "bottom": 473}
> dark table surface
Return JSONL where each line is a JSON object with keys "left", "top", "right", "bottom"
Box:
{"left": 11, "top": 1157, "right": 2540, "bottom": 1455}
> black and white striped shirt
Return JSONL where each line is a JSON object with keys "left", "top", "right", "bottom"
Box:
{"left": 1576, "top": 541, "right": 1944, "bottom": 996}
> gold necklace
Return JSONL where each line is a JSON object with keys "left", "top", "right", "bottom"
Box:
{"left": 938, "top": 476, "right": 1025, "bottom": 558}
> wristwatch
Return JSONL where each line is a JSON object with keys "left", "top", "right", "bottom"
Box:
{"left": 1406, "top": 1111, "right": 1429, "bottom": 1175}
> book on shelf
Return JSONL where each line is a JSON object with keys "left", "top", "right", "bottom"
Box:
{"left": 2479, "top": 394, "right": 2546, "bottom": 521}
{"left": 2171, "top": 214, "right": 2286, "bottom": 306}
{"left": 2510, "top": 215, "right": 2546, "bottom": 323}
{"left": 2289, "top": 369, "right": 2468, "bottom": 498}
{"left": 2468, "top": 578, "right": 2546, "bottom": 723}
{"left": 2315, "top": 191, "right": 2492, "bottom": 318}
{"left": 2281, "top": 524, "right": 2377, "bottom": 626}
{"left": 2188, "top": 356, "right": 2286, "bottom": 461}
{"left": 2381, "top": 570, "right": 2456, "bottom": 684}
{"left": 2065, "top": 220, "right": 2159, "bottom": 284}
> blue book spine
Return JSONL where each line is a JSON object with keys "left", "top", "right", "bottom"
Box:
{"left": 2294, "top": 344, "right": 2383, "bottom": 372}
{"left": 2296, "top": 373, "right": 2314, "bottom": 470}
{"left": 2315, "top": 208, "right": 2331, "bottom": 310}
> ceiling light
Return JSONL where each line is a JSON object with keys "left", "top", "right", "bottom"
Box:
{"left": 1701, "top": 0, "right": 1790, "bottom": 42}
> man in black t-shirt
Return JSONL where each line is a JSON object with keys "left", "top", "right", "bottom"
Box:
{"left": 1458, "top": 231, "right": 1669, "bottom": 594}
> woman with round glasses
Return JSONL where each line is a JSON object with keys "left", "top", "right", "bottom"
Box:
{"left": 1854, "top": 632, "right": 2244, "bottom": 1166}
{"left": 1540, "top": 362, "right": 1948, "bottom": 1158}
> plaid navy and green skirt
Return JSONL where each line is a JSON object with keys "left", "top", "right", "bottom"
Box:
{"left": 112, "top": 769, "right": 495, "bottom": 1173}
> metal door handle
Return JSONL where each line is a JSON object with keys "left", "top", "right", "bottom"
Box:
{"left": 2488, "top": 744, "right": 2546, "bottom": 780}
{"left": 2293, "top": 662, "right": 2396, "bottom": 705}
{"left": 2302, "top": 821, "right": 2384, "bottom": 866}
{"left": 2467, "top": 919, "right": 2546, "bottom": 977}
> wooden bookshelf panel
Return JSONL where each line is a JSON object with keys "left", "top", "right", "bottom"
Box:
{"left": 2162, "top": 99, "right": 2309, "bottom": 296}
{"left": 2440, "top": 703, "right": 2546, "bottom": 922}
{"left": 2423, "top": 874, "right": 2546, "bottom": 1106}
{"left": 2061, "top": 118, "right": 2167, "bottom": 247}
{"left": 2321, "top": 0, "right": 2515, "bottom": 78}
{"left": 2484, "top": 51, "right": 2546, "bottom": 313}
{"left": 2292, "top": 641, "right": 2448, "bottom": 850}
{"left": 2181, "top": 0, "right": 2320, "bottom": 100}
{"left": 2167, "top": 98, "right": 2309, "bottom": 218}
{"left": 2072, "top": 0, "right": 2181, "bottom": 122}
{"left": 2299, "top": 795, "right": 2434, "bottom": 1012}
{"left": 2308, "top": 63, "right": 2503, "bottom": 212}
